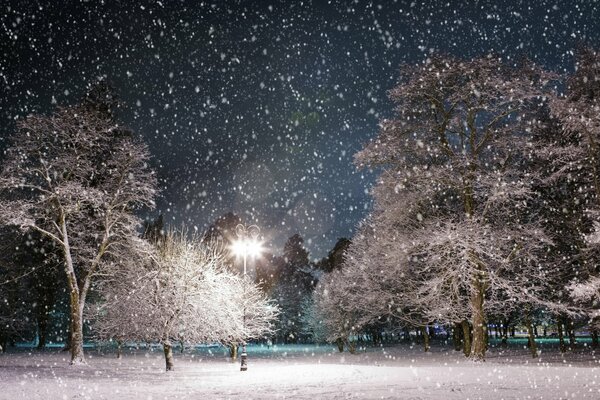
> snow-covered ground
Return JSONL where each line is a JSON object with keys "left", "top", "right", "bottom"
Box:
{"left": 1, "top": 343, "right": 599, "bottom": 399}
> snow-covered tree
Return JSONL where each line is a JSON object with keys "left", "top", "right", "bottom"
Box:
{"left": 310, "top": 266, "right": 366, "bottom": 353}
{"left": 91, "top": 229, "right": 278, "bottom": 371}
{"left": 546, "top": 47, "right": 600, "bottom": 342}
{"left": 0, "top": 82, "right": 157, "bottom": 364}
{"left": 352, "top": 55, "right": 556, "bottom": 360}
{"left": 326, "top": 217, "right": 442, "bottom": 353}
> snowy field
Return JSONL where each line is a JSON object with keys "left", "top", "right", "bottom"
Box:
{"left": 1, "top": 343, "right": 600, "bottom": 399}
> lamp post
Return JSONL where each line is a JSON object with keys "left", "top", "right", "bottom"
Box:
{"left": 231, "top": 223, "right": 262, "bottom": 371}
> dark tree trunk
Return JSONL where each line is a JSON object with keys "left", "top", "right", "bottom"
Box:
{"left": 116, "top": 341, "right": 123, "bottom": 359}
{"left": 346, "top": 339, "right": 357, "bottom": 354}
{"left": 557, "top": 316, "right": 566, "bottom": 353}
{"left": 336, "top": 338, "right": 344, "bottom": 352}
{"left": 501, "top": 319, "right": 509, "bottom": 347}
{"left": 461, "top": 320, "right": 471, "bottom": 358}
{"left": 567, "top": 318, "right": 576, "bottom": 349}
{"left": 470, "top": 278, "right": 486, "bottom": 361}
{"left": 37, "top": 312, "right": 49, "bottom": 349}
{"left": 421, "top": 326, "right": 430, "bottom": 352}
{"left": 163, "top": 342, "right": 174, "bottom": 371}
{"left": 525, "top": 312, "right": 537, "bottom": 358}
{"left": 452, "top": 322, "right": 462, "bottom": 351}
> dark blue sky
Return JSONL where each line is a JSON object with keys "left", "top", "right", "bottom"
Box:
{"left": 1, "top": 0, "right": 599, "bottom": 258}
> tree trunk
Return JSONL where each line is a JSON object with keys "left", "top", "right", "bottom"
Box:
{"left": 346, "top": 339, "right": 357, "bottom": 354}
{"left": 525, "top": 312, "right": 538, "bottom": 358}
{"left": 60, "top": 217, "right": 85, "bottom": 365}
{"left": 163, "top": 341, "right": 174, "bottom": 371}
{"left": 230, "top": 343, "right": 238, "bottom": 361}
{"left": 117, "top": 341, "right": 123, "bottom": 359}
{"left": 452, "top": 322, "right": 462, "bottom": 351}
{"left": 557, "top": 316, "right": 566, "bottom": 353}
{"left": 336, "top": 338, "right": 344, "bottom": 352}
{"left": 461, "top": 320, "right": 471, "bottom": 357}
{"left": 428, "top": 326, "right": 435, "bottom": 340}
{"left": 501, "top": 319, "right": 509, "bottom": 347}
{"left": 421, "top": 326, "right": 430, "bottom": 352}
{"left": 68, "top": 291, "right": 85, "bottom": 365}
{"left": 470, "top": 279, "right": 486, "bottom": 361}
{"left": 567, "top": 318, "right": 576, "bottom": 349}
{"left": 37, "top": 311, "right": 49, "bottom": 349}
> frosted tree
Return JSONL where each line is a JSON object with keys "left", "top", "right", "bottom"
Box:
{"left": 310, "top": 267, "right": 364, "bottom": 353}
{"left": 547, "top": 47, "right": 600, "bottom": 344}
{"left": 354, "top": 55, "right": 555, "bottom": 360}
{"left": 569, "top": 277, "right": 600, "bottom": 325}
{"left": 91, "top": 229, "right": 278, "bottom": 371}
{"left": 0, "top": 82, "right": 157, "bottom": 364}
{"left": 337, "top": 216, "right": 460, "bottom": 353}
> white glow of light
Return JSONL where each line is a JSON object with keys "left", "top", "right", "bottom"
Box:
{"left": 231, "top": 238, "right": 263, "bottom": 259}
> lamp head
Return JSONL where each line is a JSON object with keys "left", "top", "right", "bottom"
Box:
{"left": 231, "top": 237, "right": 263, "bottom": 259}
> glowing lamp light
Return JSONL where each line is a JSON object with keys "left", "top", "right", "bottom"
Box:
{"left": 231, "top": 238, "right": 263, "bottom": 260}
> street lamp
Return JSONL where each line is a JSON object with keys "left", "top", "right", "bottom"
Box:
{"left": 230, "top": 223, "right": 262, "bottom": 371}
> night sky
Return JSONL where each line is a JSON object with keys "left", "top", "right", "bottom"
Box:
{"left": 2, "top": 0, "right": 599, "bottom": 258}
